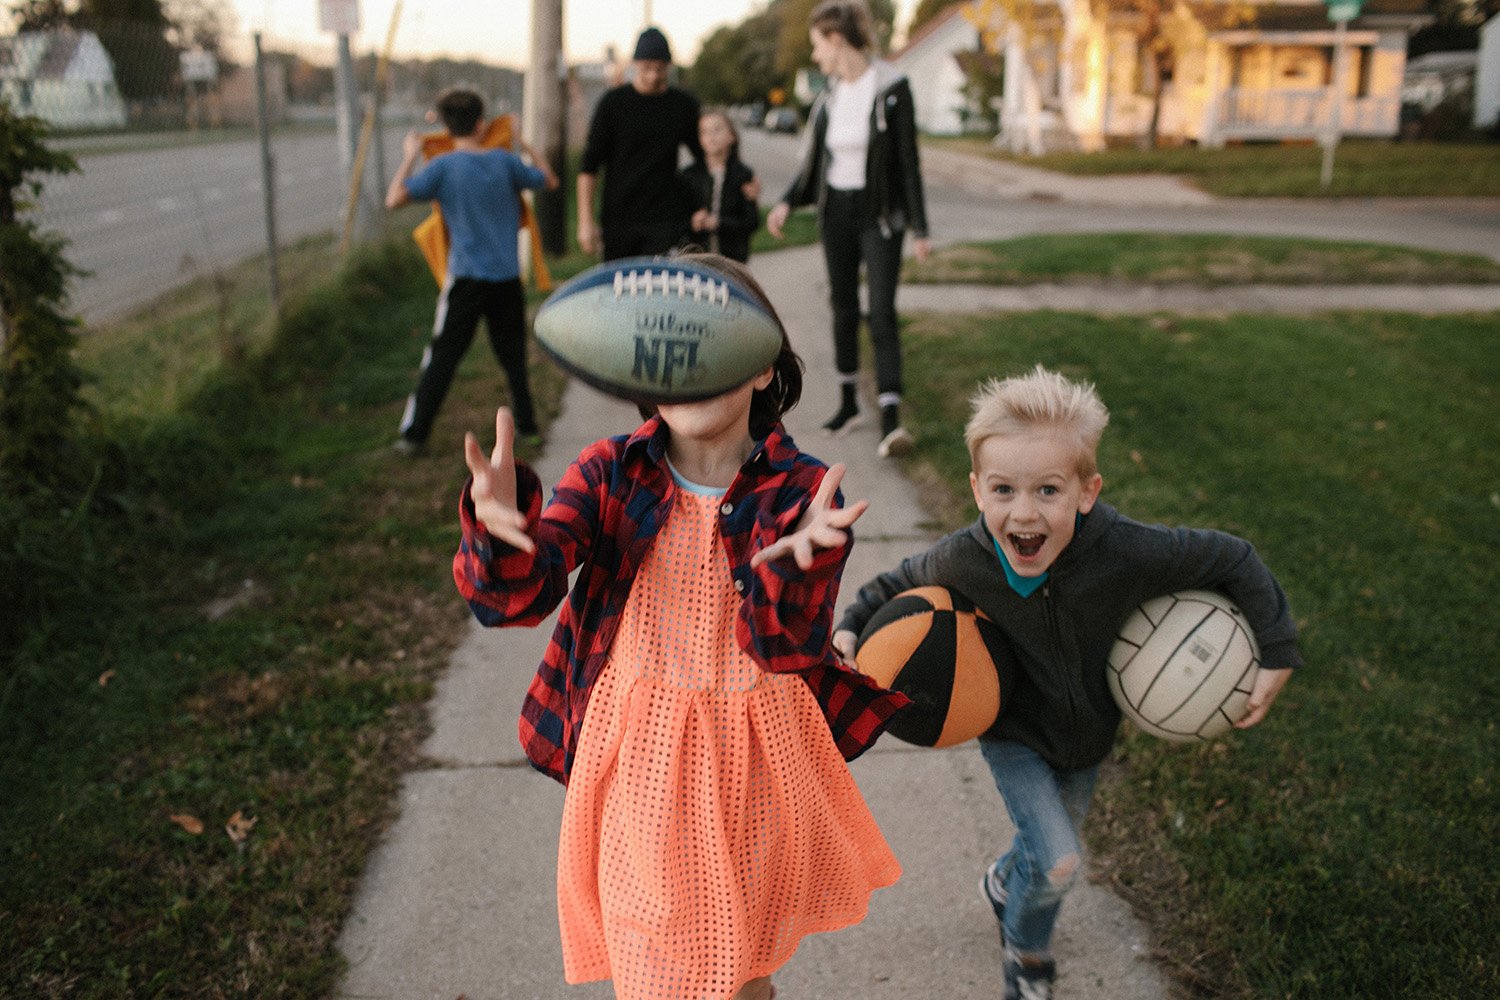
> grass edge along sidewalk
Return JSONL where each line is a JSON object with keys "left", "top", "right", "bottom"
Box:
{"left": 904, "top": 232, "right": 1500, "bottom": 287}
{"left": 927, "top": 137, "right": 1500, "bottom": 198}
{"left": 0, "top": 235, "right": 566, "bottom": 999}
{"left": 895, "top": 307, "right": 1499, "bottom": 998}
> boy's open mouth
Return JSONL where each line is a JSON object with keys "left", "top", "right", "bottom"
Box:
{"left": 1009, "top": 532, "right": 1046, "bottom": 558}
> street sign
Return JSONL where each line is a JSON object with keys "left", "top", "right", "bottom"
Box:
{"left": 1325, "top": 0, "right": 1362, "bottom": 21}
{"left": 319, "top": 0, "right": 360, "bottom": 35}
{"left": 179, "top": 49, "right": 218, "bottom": 83}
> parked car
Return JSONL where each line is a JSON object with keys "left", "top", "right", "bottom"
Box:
{"left": 763, "top": 107, "right": 800, "bottom": 133}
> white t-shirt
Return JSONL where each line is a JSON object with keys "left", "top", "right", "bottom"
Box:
{"left": 824, "top": 65, "right": 877, "bottom": 191}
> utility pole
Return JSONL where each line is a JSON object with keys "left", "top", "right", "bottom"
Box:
{"left": 252, "top": 32, "right": 281, "bottom": 314}
{"left": 323, "top": 0, "right": 371, "bottom": 242}
{"left": 526, "top": 0, "right": 567, "bottom": 254}
{"left": 334, "top": 33, "right": 372, "bottom": 240}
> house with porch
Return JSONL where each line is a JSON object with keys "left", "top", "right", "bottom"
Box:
{"left": 893, "top": 0, "right": 1431, "bottom": 150}
{"left": 0, "top": 29, "right": 127, "bottom": 130}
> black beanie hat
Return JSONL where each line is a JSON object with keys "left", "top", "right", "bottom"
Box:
{"left": 633, "top": 26, "right": 672, "bottom": 62}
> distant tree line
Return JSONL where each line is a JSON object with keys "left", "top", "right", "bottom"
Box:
{"left": 686, "top": 0, "right": 897, "bottom": 107}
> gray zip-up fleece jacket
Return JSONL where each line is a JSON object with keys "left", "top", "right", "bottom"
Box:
{"left": 780, "top": 60, "right": 928, "bottom": 239}
{"left": 836, "top": 502, "right": 1302, "bottom": 771}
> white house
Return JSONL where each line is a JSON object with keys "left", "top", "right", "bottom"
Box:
{"left": 1476, "top": 14, "right": 1500, "bottom": 129}
{"left": 903, "top": 0, "right": 1432, "bottom": 151}
{"left": 892, "top": 3, "right": 983, "bottom": 135}
{"left": 0, "top": 29, "right": 127, "bottom": 130}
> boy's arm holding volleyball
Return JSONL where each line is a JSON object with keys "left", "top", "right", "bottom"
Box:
{"left": 1136, "top": 520, "right": 1303, "bottom": 728}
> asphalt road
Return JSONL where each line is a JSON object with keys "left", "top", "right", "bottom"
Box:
{"left": 40, "top": 125, "right": 1500, "bottom": 326}
{"left": 40, "top": 127, "right": 405, "bottom": 323}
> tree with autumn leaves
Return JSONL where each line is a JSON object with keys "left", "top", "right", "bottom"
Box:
{"left": 686, "top": 0, "right": 898, "bottom": 106}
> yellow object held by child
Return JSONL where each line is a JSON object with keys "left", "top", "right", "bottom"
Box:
{"left": 411, "top": 114, "right": 552, "bottom": 291}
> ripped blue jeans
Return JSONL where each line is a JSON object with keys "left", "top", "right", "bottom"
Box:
{"left": 979, "top": 739, "right": 1100, "bottom": 956}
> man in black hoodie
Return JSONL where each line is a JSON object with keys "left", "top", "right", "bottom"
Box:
{"left": 576, "top": 27, "right": 703, "bottom": 261}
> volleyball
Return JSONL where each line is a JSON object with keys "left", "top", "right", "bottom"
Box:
{"left": 854, "top": 586, "right": 1016, "bottom": 748}
{"left": 1107, "top": 590, "right": 1261, "bottom": 742}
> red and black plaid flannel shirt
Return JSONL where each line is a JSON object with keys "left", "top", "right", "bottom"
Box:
{"left": 454, "top": 416, "right": 909, "bottom": 785}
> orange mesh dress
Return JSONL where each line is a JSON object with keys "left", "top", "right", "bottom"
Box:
{"left": 556, "top": 477, "right": 901, "bottom": 1000}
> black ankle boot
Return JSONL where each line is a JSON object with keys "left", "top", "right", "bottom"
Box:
{"left": 877, "top": 405, "right": 914, "bottom": 457}
{"left": 823, "top": 383, "right": 862, "bottom": 434}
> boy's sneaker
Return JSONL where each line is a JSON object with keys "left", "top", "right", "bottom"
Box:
{"left": 1003, "top": 953, "right": 1056, "bottom": 1000}
{"left": 979, "top": 861, "right": 1008, "bottom": 949}
{"left": 391, "top": 436, "right": 424, "bottom": 457}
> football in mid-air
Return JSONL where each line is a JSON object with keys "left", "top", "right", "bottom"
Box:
{"left": 533, "top": 256, "right": 784, "bottom": 404}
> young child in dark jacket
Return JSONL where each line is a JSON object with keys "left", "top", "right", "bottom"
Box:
{"left": 832, "top": 365, "right": 1302, "bottom": 1000}
{"left": 680, "top": 108, "right": 759, "bottom": 262}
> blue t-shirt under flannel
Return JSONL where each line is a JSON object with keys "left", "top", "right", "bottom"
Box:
{"left": 404, "top": 148, "right": 546, "bottom": 282}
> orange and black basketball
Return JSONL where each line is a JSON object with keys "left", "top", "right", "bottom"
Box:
{"left": 854, "top": 586, "right": 1016, "bottom": 748}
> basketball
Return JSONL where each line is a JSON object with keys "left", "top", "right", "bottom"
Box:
{"left": 1107, "top": 590, "right": 1261, "bottom": 743}
{"left": 854, "top": 586, "right": 1016, "bottom": 748}
{"left": 532, "top": 256, "right": 784, "bottom": 404}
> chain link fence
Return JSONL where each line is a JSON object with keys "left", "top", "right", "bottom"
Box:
{"left": 2, "top": 17, "right": 524, "bottom": 325}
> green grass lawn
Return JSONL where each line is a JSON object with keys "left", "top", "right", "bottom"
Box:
{"left": 930, "top": 137, "right": 1500, "bottom": 197}
{"left": 906, "top": 233, "right": 1500, "bottom": 286}
{"left": 2, "top": 236, "right": 565, "bottom": 997}
{"left": 897, "top": 308, "right": 1500, "bottom": 997}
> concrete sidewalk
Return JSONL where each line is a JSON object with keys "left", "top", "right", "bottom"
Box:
{"left": 332, "top": 244, "right": 1170, "bottom": 1000}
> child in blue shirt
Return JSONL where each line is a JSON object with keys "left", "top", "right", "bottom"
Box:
{"left": 386, "top": 87, "right": 558, "bottom": 453}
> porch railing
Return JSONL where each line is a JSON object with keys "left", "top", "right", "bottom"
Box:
{"left": 1206, "top": 88, "right": 1400, "bottom": 144}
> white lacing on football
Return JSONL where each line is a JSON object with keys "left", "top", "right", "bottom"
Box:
{"left": 613, "top": 268, "right": 730, "bottom": 307}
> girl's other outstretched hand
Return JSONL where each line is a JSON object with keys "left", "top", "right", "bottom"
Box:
{"left": 464, "top": 407, "right": 535, "bottom": 553}
{"left": 750, "top": 464, "right": 867, "bottom": 571}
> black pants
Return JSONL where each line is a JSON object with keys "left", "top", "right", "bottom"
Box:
{"left": 820, "top": 187, "right": 905, "bottom": 398}
{"left": 602, "top": 219, "right": 688, "bottom": 262}
{"left": 400, "top": 277, "right": 537, "bottom": 444}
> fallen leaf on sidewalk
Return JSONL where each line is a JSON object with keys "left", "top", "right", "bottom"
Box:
{"left": 169, "top": 814, "right": 204, "bottom": 835}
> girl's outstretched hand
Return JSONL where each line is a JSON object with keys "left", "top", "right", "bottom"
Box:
{"left": 750, "top": 464, "right": 867, "bottom": 571}
{"left": 464, "top": 407, "right": 535, "bottom": 553}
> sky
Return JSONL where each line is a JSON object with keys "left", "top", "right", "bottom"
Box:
{"left": 232, "top": 0, "right": 922, "bottom": 67}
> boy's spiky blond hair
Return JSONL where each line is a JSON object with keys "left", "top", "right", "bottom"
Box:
{"left": 965, "top": 365, "right": 1110, "bottom": 478}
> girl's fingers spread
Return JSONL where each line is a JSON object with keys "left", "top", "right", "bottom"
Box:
{"left": 815, "top": 464, "right": 846, "bottom": 507}
{"left": 749, "top": 540, "right": 783, "bottom": 569}
{"left": 464, "top": 432, "right": 490, "bottom": 474}
{"left": 492, "top": 407, "right": 515, "bottom": 466}
{"left": 829, "top": 499, "right": 869, "bottom": 528}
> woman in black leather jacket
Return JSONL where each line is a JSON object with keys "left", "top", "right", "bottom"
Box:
{"left": 767, "top": 0, "right": 930, "bottom": 457}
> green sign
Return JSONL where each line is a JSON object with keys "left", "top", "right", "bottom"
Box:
{"left": 1326, "top": 0, "right": 1363, "bottom": 21}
